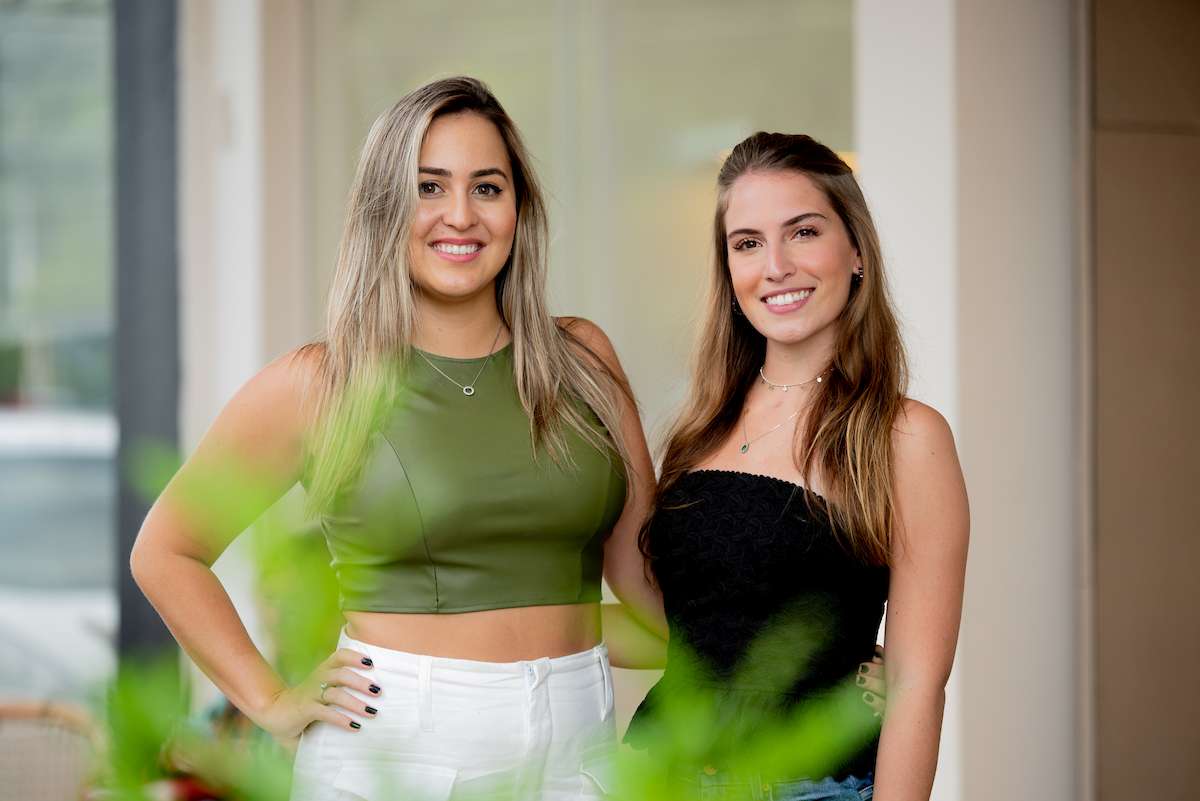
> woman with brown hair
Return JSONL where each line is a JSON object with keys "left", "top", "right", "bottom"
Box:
{"left": 622, "top": 132, "right": 969, "bottom": 800}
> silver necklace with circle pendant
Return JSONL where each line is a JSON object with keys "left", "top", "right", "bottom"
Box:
{"left": 416, "top": 324, "right": 504, "bottom": 397}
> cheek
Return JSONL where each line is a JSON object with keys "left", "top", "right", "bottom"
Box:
{"left": 728, "top": 258, "right": 759, "bottom": 299}
{"left": 407, "top": 209, "right": 438, "bottom": 255}
{"left": 810, "top": 239, "right": 854, "bottom": 279}
{"left": 484, "top": 202, "right": 518, "bottom": 243}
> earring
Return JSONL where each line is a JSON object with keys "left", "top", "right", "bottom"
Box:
{"left": 851, "top": 267, "right": 864, "bottom": 286}
{"left": 731, "top": 298, "right": 744, "bottom": 316}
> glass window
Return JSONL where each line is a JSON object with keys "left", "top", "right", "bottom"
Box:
{"left": 0, "top": 0, "right": 115, "bottom": 702}
{"left": 308, "top": 0, "right": 853, "bottom": 428}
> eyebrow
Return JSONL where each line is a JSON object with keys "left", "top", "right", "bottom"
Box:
{"left": 726, "top": 212, "right": 828, "bottom": 239}
{"left": 418, "top": 166, "right": 510, "bottom": 181}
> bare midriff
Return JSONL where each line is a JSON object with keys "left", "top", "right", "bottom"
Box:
{"left": 344, "top": 602, "right": 603, "bottom": 662}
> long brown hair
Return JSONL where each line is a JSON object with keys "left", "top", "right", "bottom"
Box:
{"left": 647, "top": 132, "right": 907, "bottom": 566}
{"left": 302, "top": 77, "right": 633, "bottom": 515}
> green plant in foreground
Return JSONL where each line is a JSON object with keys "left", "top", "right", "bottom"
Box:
{"left": 101, "top": 437, "right": 878, "bottom": 799}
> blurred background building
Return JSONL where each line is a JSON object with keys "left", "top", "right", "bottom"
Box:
{"left": 1, "top": 0, "right": 1197, "bottom": 799}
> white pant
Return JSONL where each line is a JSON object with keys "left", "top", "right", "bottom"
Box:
{"left": 290, "top": 630, "right": 616, "bottom": 801}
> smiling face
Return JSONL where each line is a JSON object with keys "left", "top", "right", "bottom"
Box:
{"left": 724, "top": 169, "right": 860, "bottom": 351}
{"left": 406, "top": 111, "right": 518, "bottom": 305}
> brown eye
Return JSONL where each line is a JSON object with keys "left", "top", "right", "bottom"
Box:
{"left": 418, "top": 181, "right": 440, "bottom": 195}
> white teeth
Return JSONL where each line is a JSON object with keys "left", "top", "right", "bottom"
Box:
{"left": 764, "top": 289, "right": 813, "bottom": 306}
{"left": 433, "top": 242, "right": 481, "bottom": 255}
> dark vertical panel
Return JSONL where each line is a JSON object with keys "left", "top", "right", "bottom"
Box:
{"left": 114, "top": 0, "right": 178, "bottom": 656}
{"left": 1094, "top": 0, "right": 1200, "bottom": 797}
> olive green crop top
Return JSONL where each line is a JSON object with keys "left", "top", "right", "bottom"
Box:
{"left": 311, "top": 343, "right": 627, "bottom": 613}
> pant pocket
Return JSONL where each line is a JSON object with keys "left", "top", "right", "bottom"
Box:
{"left": 331, "top": 762, "right": 459, "bottom": 801}
{"left": 772, "top": 777, "right": 868, "bottom": 801}
{"left": 578, "top": 738, "right": 617, "bottom": 798}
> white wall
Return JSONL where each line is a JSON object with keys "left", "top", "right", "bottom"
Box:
{"left": 178, "top": 0, "right": 268, "bottom": 708}
{"left": 857, "top": 1, "right": 1081, "bottom": 799}
{"left": 854, "top": 3, "right": 960, "bottom": 798}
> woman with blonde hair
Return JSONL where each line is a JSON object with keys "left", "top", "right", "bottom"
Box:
{"left": 623, "top": 132, "right": 969, "bottom": 800}
{"left": 130, "top": 76, "right": 665, "bottom": 800}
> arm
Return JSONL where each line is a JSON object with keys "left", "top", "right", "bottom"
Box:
{"left": 872, "top": 400, "right": 970, "bottom": 801}
{"left": 558, "top": 317, "right": 669, "bottom": 668}
{"left": 129, "top": 348, "right": 375, "bottom": 739}
{"left": 602, "top": 602, "right": 667, "bottom": 669}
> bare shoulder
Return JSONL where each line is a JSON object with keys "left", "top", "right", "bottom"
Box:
{"left": 556, "top": 316, "right": 623, "bottom": 374}
{"left": 884, "top": 399, "right": 969, "bottom": 573}
{"left": 281, "top": 342, "right": 327, "bottom": 422}
{"left": 556, "top": 315, "right": 615, "bottom": 352}
{"left": 892, "top": 398, "right": 956, "bottom": 462}
{"left": 891, "top": 398, "right": 968, "bottom": 541}
{"left": 209, "top": 342, "right": 327, "bottom": 450}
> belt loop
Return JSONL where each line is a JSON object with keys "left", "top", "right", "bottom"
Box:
{"left": 418, "top": 655, "right": 434, "bottom": 732}
{"left": 596, "top": 646, "right": 613, "bottom": 721}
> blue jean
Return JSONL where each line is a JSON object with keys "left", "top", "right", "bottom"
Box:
{"left": 669, "top": 766, "right": 874, "bottom": 801}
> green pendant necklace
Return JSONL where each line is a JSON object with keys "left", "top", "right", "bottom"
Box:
{"left": 739, "top": 407, "right": 802, "bottom": 454}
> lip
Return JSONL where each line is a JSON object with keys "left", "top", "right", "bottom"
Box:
{"left": 431, "top": 238, "right": 484, "bottom": 246}
{"left": 760, "top": 287, "right": 815, "bottom": 315}
{"left": 429, "top": 238, "right": 485, "bottom": 263}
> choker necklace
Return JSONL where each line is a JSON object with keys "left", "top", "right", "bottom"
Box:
{"left": 740, "top": 407, "right": 802, "bottom": 454}
{"left": 415, "top": 324, "right": 504, "bottom": 397}
{"left": 758, "top": 365, "right": 829, "bottom": 392}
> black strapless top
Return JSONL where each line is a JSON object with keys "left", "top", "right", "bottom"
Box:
{"left": 625, "top": 470, "right": 888, "bottom": 779}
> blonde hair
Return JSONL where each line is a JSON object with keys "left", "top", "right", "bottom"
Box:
{"left": 302, "top": 77, "right": 632, "bottom": 515}
{"left": 649, "top": 133, "right": 907, "bottom": 565}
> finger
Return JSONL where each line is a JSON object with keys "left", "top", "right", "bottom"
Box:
{"left": 855, "top": 673, "right": 886, "bottom": 696}
{"left": 330, "top": 666, "right": 382, "bottom": 698}
{"left": 323, "top": 687, "right": 379, "bottom": 719}
{"left": 861, "top": 691, "right": 885, "bottom": 716}
{"left": 327, "top": 648, "right": 375, "bottom": 669}
{"left": 856, "top": 660, "right": 882, "bottom": 679}
{"left": 873, "top": 643, "right": 884, "bottom": 661}
{"left": 312, "top": 701, "right": 361, "bottom": 731}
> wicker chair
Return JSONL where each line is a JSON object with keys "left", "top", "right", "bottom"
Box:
{"left": 0, "top": 702, "right": 98, "bottom": 801}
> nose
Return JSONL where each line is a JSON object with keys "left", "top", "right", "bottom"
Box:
{"left": 442, "top": 188, "right": 477, "bottom": 230}
{"left": 765, "top": 244, "right": 795, "bottom": 282}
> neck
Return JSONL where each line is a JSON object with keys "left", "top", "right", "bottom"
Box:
{"left": 412, "top": 288, "right": 509, "bottom": 358}
{"left": 760, "top": 328, "right": 837, "bottom": 387}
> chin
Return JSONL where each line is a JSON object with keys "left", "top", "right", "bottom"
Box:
{"left": 754, "top": 320, "right": 825, "bottom": 347}
{"left": 414, "top": 267, "right": 501, "bottom": 299}
{"left": 421, "top": 281, "right": 493, "bottom": 303}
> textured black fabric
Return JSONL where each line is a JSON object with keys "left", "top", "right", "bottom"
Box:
{"left": 625, "top": 469, "right": 888, "bottom": 778}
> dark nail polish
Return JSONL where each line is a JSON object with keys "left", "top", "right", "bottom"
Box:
{"left": 365, "top": 706, "right": 378, "bottom": 715}
{"left": 856, "top": 675, "right": 866, "bottom": 687}
{"left": 863, "top": 692, "right": 874, "bottom": 702}
{"left": 350, "top": 721, "right": 361, "bottom": 730}
{"left": 858, "top": 664, "right": 868, "bottom": 674}
{"left": 369, "top": 684, "right": 381, "bottom": 694}
{"left": 361, "top": 657, "right": 374, "bottom": 667}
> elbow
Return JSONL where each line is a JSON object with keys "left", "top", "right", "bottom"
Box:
{"left": 128, "top": 532, "right": 152, "bottom": 592}
{"left": 128, "top": 521, "right": 175, "bottom": 594}
{"left": 887, "top": 662, "right": 952, "bottom": 701}
{"left": 888, "top": 674, "right": 949, "bottom": 710}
